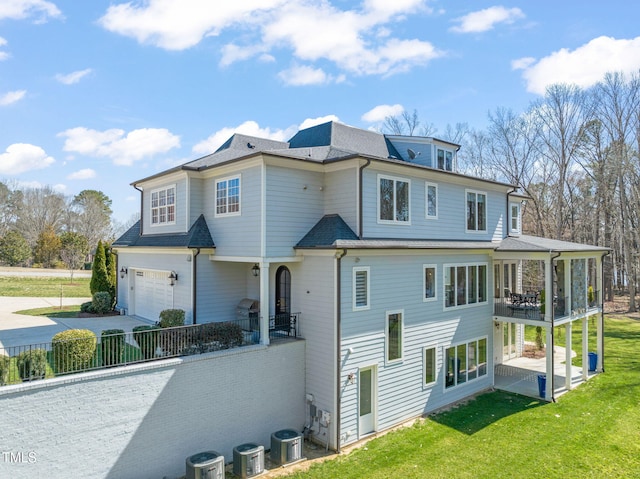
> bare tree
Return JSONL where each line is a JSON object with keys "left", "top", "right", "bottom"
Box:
{"left": 15, "top": 186, "right": 67, "bottom": 246}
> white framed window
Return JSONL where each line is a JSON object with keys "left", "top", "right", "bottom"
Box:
{"left": 423, "top": 346, "right": 437, "bottom": 386}
{"left": 436, "top": 148, "right": 453, "bottom": 171}
{"left": 385, "top": 310, "right": 403, "bottom": 364}
{"left": 510, "top": 202, "right": 521, "bottom": 234}
{"left": 216, "top": 176, "right": 241, "bottom": 217}
{"left": 444, "top": 263, "right": 488, "bottom": 309}
{"left": 353, "top": 266, "right": 370, "bottom": 311}
{"left": 378, "top": 175, "right": 410, "bottom": 224}
{"left": 426, "top": 182, "right": 438, "bottom": 219}
{"left": 423, "top": 264, "right": 437, "bottom": 302}
{"left": 150, "top": 185, "right": 176, "bottom": 226}
{"left": 445, "top": 337, "right": 487, "bottom": 390}
{"left": 466, "top": 190, "right": 487, "bottom": 232}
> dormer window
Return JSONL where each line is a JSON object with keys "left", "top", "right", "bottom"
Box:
{"left": 150, "top": 185, "right": 176, "bottom": 226}
{"left": 436, "top": 148, "right": 453, "bottom": 171}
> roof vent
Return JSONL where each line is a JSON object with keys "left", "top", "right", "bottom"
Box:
{"left": 247, "top": 142, "right": 255, "bottom": 149}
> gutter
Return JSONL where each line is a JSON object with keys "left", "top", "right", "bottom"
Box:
{"left": 134, "top": 184, "right": 144, "bottom": 236}
{"left": 358, "top": 159, "right": 371, "bottom": 239}
{"left": 335, "top": 248, "right": 347, "bottom": 453}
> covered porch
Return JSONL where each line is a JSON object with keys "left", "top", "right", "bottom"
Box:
{"left": 492, "top": 235, "right": 609, "bottom": 401}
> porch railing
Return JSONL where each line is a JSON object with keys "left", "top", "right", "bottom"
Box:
{"left": 494, "top": 296, "right": 543, "bottom": 320}
{"left": 269, "top": 312, "right": 300, "bottom": 339}
{"left": 0, "top": 319, "right": 260, "bottom": 387}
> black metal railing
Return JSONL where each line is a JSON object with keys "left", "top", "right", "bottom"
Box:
{"left": 494, "top": 296, "right": 543, "bottom": 320}
{"left": 0, "top": 319, "right": 260, "bottom": 387}
{"left": 269, "top": 312, "right": 300, "bottom": 339}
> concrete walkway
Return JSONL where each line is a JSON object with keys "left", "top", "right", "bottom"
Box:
{"left": 0, "top": 297, "right": 150, "bottom": 354}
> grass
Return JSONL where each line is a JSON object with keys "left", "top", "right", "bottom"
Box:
{"left": 282, "top": 316, "right": 640, "bottom": 479}
{"left": 0, "top": 276, "right": 91, "bottom": 298}
{"left": 14, "top": 305, "right": 82, "bottom": 318}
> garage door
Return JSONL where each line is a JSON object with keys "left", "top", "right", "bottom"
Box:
{"left": 134, "top": 270, "right": 172, "bottom": 321}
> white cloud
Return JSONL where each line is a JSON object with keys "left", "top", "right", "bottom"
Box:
{"left": 362, "top": 104, "right": 404, "bottom": 123}
{"left": 278, "top": 65, "right": 338, "bottom": 86}
{"left": 192, "top": 120, "right": 295, "bottom": 155}
{"left": 52, "top": 183, "right": 66, "bottom": 192}
{"left": 511, "top": 56, "right": 535, "bottom": 71}
{"left": 99, "top": 0, "right": 442, "bottom": 80}
{"left": 67, "top": 168, "right": 96, "bottom": 180}
{"left": 0, "top": 143, "right": 55, "bottom": 174}
{"left": 0, "top": 0, "right": 62, "bottom": 22}
{"left": 450, "top": 6, "right": 524, "bottom": 33}
{"left": 0, "top": 37, "right": 8, "bottom": 61}
{"left": 517, "top": 36, "right": 640, "bottom": 95}
{"left": 58, "top": 127, "right": 181, "bottom": 166}
{"left": 298, "top": 115, "right": 340, "bottom": 130}
{"left": 55, "top": 68, "right": 92, "bottom": 85}
{"left": 0, "top": 90, "right": 26, "bottom": 106}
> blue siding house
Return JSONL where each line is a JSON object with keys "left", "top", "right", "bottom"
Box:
{"left": 113, "top": 121, "right": 608, "bottom": 451}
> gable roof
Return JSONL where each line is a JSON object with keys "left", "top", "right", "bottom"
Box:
{"left": 296, "top": 214, "right": 359, "bottom": 248}
{"left": 113, "top": 214, "right": 214, "bottom": 248}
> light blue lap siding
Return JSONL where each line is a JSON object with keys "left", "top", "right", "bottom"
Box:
{"left": 338, "top": 252, "right": 494, "bottom": 445}
{"left": 142, "top": 177, "right": 188, "bottom": 235}
{"left": 324, "top": 168, "right": 359, "bottom": 234}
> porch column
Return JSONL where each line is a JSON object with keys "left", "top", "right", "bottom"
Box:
{"left": 544, "top": 256, "right": 553, "bottom": 400}
{"left": 565, "top": 322, "right": 572, "bottom": 390}
{"left": 564, "top": 259, "right": 571, "bottom": 317}
{"left": 596, "top": 255, "right": 604, "bottom": 372}
{"left": 545, "top": 325, "right": 553, "bottom": 400}
{"left": 582, "top": 317, "right": 589, "bottom": 380}
{"left": 260, "top": 262, "right": 270, "bottom": 346}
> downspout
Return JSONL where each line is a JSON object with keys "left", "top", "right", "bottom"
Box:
{"left": 191, "top": 248, "right": 201, "bottom": 324}
{"left": 358, "top": 159, "right": 371, "bottom": 239}
{"left": 134, "top": 184, "right": 144, "bottom": 236}
{"left": 550, "top": 251, "right": 561, "bottom": 402}
{"left": 600, "top": 250, "right": 610, "bottom": 372}
{"left": 335, "top": 248, "right": 347, "bottom": 453}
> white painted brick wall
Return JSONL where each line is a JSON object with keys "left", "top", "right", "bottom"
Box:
{"left": 0, "top": 341, "right": 305, "bottom": 479}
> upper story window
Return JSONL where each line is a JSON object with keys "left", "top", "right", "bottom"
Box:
{"left": 353, "top": 266, "right": 370, "bottom": 311}
{"left": 436, "top": 148, "right": 453, "bottom": 171}
{"left": 510, "top": 203, "right": 521, "bottom": 234}
{"left": 423, "top": 264, "right": 437, "bottom": 302}
{"left": 378, "top": 175, "right": 410, "bottom": 224}
{"left": 150, "top": 185, "right": 176, "bottom": 226}
{"left": 426, "top": 182, "right": 438, "bottom": 219}
{"left": 466, "top": 190, "right": 487, "bottom": 232}
{"left": 216, "top": 176, "right": 241, "bottom": 217}
{"left": 444, "top": 263, "right": 488, "bottom": 308}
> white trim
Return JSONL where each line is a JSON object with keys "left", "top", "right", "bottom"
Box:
{"left": 150, "top": 184, "right": 176, "bottom": 227}
{"left": 465, "top": 189, "right": 487, "bottom": 233}
{"left": 443, "top": 336, "right": 488, "bottom": 392}
{"left": 509, "top": 202, "right": 521, "bottom": 234}
{"left": 422, "top": 345, "right": 437, "bottom": 388}
{"left": 352, "top": 266, "right": 370, "bottom": 311}
{"left": 425, "top": 182, "right": 438, "bottom": 219}
{"left": 214, "top": 174, "right": 241, "bottom": 217}
{"left": 377, "top": 174, "right": 411, "bottom": 225}
{"left": 423, "top": 264, "right": 437, "bottom": 302}
{"left": 443, "top": 262, "right": 489, "bottom": 310}
{"left": 385, "top": 309, "right": 404, "bottom": 365}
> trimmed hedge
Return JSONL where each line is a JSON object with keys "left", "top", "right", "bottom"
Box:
{"left": 16, "top": 349, "right": 48, "bottom": 381}
{"left": 133, "top": 326, "right": 160, "bottom": 360}
{"left": 92, "top": 291, "right": 112, "bottom": 314}
{"left": 0, "top": 353, "right": 11, "bottom": 385}
{"left": 101, "top": 329, "right": 125, "bottom": 367}
{"left": 158, "top": 309, "right": 185, "bottom": 328}
{"left": 52, "top": 329, "right": 97, "bottom": 374}
{"left": 212, "top": 322, "right": 244, "bottom": 349}
{"left": 80, "top": 301, "right": 95, "bottom": 313}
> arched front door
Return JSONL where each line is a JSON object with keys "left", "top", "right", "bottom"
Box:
{"left": 275, "top": 266, "right": 291, "bottom": 315}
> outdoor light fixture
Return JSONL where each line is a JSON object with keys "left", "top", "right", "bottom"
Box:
{"left": 251, "top": 264, "right": 260, "bottom": 277}
{"left": 120, "top": 267, "right": 127, "bottom": 279}
{"left": 168, "top": 271, "right": 178, "bottom": 286}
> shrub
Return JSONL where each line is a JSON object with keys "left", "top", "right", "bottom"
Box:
{"left": 92, "top": 291, "right": 112, "bottom": 314}
{"left": 158, "top": 309, "right": 185, "bottom": 328}
{"left": 101, "top": 329, "right": 125, "bottom": 367}
{"left": 90, "top": 240, "right": 110, "bottom": 295}
{"left": 212, "top": 322, "right": 244, "bottom": 349}
{"left": 0, "top": 354, "right": 11, "bottom": 385}
{"left": 80, "top": 301, "right": 95, "bottom": 313}
{"left": 52, "top": 329, "right": 97, "bottom": 374}
{"left": 16, "top": 349, "right": 48, "bottom": 381}
{"left": 133, "top": 326, "right": 160, "bottom": 360}
{"left": 535, "top": 326, "right": 544, "bottom": 350}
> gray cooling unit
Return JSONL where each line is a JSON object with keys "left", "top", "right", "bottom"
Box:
{"left": 270, "top": 429, "right": 302, "bottom": 466}
{"left": 232, "top": 443, "right": 264, "bottom": 478}
{"left": 186, "top": 450, "right": 225, "bottom": 479}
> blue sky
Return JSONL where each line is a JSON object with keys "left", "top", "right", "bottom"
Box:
{"left": 1, "top": 0, "right": 639, "bottom": 225}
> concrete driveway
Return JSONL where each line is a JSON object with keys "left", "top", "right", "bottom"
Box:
{"left": 0, "top": 297, "right": 151, "bottom": 354}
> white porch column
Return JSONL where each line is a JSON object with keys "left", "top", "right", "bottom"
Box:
{"left": 565, "top": 322, "right": 572, "bottom": 390}
{"left": 260, "top": 262, "right": 270, "bottom": 345}
{"left": 545, "top": 325, "right": 553, "bottom": 400}
{"left": 544, "top": 256, "right": 553, "bottom": 399}
{"left": 596, "top": 255, "right": 604, "bottom": 372}
{"left": 582, "top": 317, "right": 589, "bottom": 380}
{"left": 564, "top": 259, "right": 571, "bottom": 317}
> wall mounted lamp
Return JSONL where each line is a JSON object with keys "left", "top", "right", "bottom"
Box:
{"left": 168, "top": 271, "right": 178, "bottom": 286}
{"left": 251, "top": 264, "right": 260, "bottom": 277}
{"left": 120, "top": 267, "right": 127, "bottom": 279}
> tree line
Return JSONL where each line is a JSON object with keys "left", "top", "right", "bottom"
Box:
{"left": 386, "top": 71, "right": 640, "bottom": 310}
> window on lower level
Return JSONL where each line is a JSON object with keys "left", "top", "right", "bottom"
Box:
{"left": 424, "top": 264, "right": 436, "bottom": 302}
{"left": 151, "top": 185, "right": 176, "bottom": 225}
{"left": 445, "top": 337, "right": 487, "bottom": 389}
{"left": 444, "top": 263, "right": 487, "bottom": 308}
{"left": 424, "top": 346, "right": 436, "bottom": 386}
{"left": 386, "top": 310, "right": 403, "bottom": 363}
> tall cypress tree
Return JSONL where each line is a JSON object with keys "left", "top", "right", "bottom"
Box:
{"left": 104, "top": 244, "right": 117, "bottom": 306}
{"left": 90, "top": 240, "right": 110, "bottom": 296}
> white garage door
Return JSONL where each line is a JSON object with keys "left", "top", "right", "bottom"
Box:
{"left": 134, "top": 270, "right": 172, "bottom": 321}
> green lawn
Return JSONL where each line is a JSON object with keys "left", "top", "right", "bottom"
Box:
{"left": 0, "top": 276, "right": 91, "bottom": 297}
{"left": 283, "top": 316, "right": 640, "bottom": 479}
{"left": 14, "top": 305, "right": 82, "bottom": 318}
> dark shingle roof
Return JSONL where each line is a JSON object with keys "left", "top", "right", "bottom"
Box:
{"left": 113, "top": 214, "right": 214, "bottom": 248}
{"left": 496, "top": 235, "right": 609, "bottom": 253}
{"left": 296, "top": 214, "right": 359, "bottom": 248}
